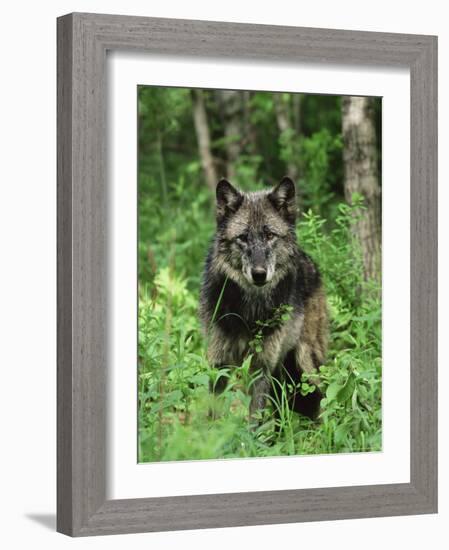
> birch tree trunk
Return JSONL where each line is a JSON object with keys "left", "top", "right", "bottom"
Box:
{"left": 242, "top": 91, "right": 258, "bottom": 156}
{"left": 273, "top": 94, "right": 299, "bottom": 180}
{"left": 342, "top": 96, "right": 381, "bottom": 283}
{"left": 191, "top": 89, "right": 217, "bottom": 192}
{"left": 216, "top": 90, "right": 242, "bottom": 180}
{"left": 292, "top": 93, "right": 302, "bottom": 136}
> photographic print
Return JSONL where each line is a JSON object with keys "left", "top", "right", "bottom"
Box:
{"left": 57, "top": 15, "right": 437, "bottom": 534}
{"left": 137, "top": 86, "right": 382, "bottom": 463}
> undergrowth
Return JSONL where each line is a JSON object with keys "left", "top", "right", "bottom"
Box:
{"left": 138, "top": 195, "right": 382, "bottom": 462}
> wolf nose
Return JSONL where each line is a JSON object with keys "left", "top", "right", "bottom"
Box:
{"left": 251, "top": 267, "right": 267, "bottom": 286}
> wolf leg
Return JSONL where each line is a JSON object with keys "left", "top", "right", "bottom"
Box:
{"left": 209, "top": 366, "right": 229, "bottom": 395}
{"left": 292, "top": 343, "right": 323, "bottom": 420}
{"left": 208, "top": 365, "right": 231, "bottom": 420}
{"left": 206, "top": 326, "right": 244, "bottom": 418}
{"left": 289, "top": 384, "right": 323, "bottom": 420}
{"left": 249, "top": 369, "right": 271, "bottom": 422}
{"left": 248, "top": 329, "right": 287, "bottom": 423}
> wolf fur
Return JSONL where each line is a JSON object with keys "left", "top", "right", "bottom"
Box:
{"left": 199, "top": 177, "right": 328, "bottom": 421}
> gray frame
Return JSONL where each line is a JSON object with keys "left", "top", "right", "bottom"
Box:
{"left": 57, "top": 12, "right": 438, "bottom": 537}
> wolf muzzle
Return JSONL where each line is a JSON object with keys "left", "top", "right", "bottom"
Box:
{"left": 251, "top": 267, "right": 267, "bottom": 286}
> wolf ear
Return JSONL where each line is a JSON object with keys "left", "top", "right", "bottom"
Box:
{"left": 268, "top": 177, "right": 297, "bottom": 222}
{"left": 216, "top": 179, "right": 243, "bottom": 222}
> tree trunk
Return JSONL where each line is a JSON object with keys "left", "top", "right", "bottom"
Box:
{"left": 342, "top": 96, "right": 381, "bottom": 283}
{"left": 242, "top": 91, "right": 258, "bottom": 156}
{"left": 156, "top": 130, "right": 167, "bottom": 204}
{"left": 273, "top": 94, "right": 299, "bottom": 181}
{"left": 216, "top": 90, "right": 242, "bottom": 180}
{"left": 292, "top": 93, "right": 302, "bottom": 135}
{"left": 191, "top": 89, "right": 217, "bottom": 192}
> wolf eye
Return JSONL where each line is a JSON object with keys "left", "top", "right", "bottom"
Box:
{"left": 266, "top": 232, "right": 275, "bottom": 241}
{"left": 236, "top": 233, "right": 248, "bottom": 243}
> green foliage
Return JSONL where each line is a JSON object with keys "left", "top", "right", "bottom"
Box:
{"left": 249, "top": 304, "right": 293, "bottom": 354}
{"left": 138, "top": 178, "right": 214, "bottom": 290}
{"left": 298, "top": 129, "right": 343, "bottom": 221}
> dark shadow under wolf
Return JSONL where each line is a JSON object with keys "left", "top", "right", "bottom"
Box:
{"left": 199, "top": 177, "right": 328, "bottom": 425}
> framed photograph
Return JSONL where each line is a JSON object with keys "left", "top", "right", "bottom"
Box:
{"left": 57, "top": 12, "right": 437, "bottom": 536}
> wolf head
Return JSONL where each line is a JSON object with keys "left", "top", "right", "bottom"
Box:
{"left": 214, "top": 177, "right": 298, "bottom": 289}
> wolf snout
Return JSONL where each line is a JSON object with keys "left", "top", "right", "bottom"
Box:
{"left": 251, "top": 267, "right": 267, "bottom": 286}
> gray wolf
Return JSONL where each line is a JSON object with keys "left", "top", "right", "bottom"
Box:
{"left": 199, "top": 177, "right": 328, "bottom": 423}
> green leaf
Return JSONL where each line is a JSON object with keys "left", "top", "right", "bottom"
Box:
{"left": 300, "top": 383, "right": 316, "bottom": 396}
{"left": 326, "top": 381, "right": 343, "bottom": 401}
{"left": 351, "top": 388, "right": 359, "bottom": 412}
{"left": 191, "top": 373, "right": 209, "bottom": 386}
{"left": 334, "top": 422, "right": 351, "bottom": 445}
{"left": 336, "top": 372, "right": 356, "bottom": 404}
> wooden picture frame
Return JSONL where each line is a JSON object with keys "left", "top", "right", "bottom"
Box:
{"left": 57, "top": 12, "right": 438, "bottom": 536}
